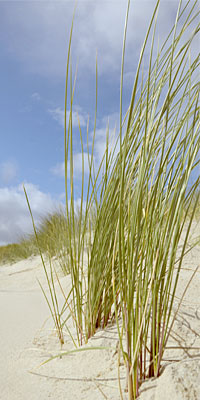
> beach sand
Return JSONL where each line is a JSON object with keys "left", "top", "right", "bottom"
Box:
{"left": 0, "top": 221, "right": 200, "bottom": 400}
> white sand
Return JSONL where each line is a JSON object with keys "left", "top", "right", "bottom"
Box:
{"left": 0, "top": 222, "right": 200, "bottom": 400}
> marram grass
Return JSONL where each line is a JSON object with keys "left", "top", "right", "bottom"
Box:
{"left": 0, "top": 210, "right": 71, "bottom": 272}
{"left": 0, "top": 240, "right": 36, "bottom": 265}
{"left": 23, "top": 0, "right": 200, "bottom": 398}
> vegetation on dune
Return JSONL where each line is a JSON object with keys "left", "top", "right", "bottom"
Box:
{"left": 0, "top": 210, "right": 71, "bottom": 272}
{"left": 61, "top": 0, "right": 200, "bottom": 398}
{"left": 0, "top": 240, "right": 36, "bottom": 265}
{"left": 55, "top": 3, "right": 200, "bottom": 398}
{"left": 2, "top": 0, "right": 200, "bottom": 398}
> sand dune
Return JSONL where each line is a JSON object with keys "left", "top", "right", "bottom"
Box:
{"left": 0, "top": 222, "right": 200, "bottom": 399}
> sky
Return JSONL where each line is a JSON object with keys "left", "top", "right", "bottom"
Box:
{"left": 0, "top": 0, "right": 199, "bottom": 245}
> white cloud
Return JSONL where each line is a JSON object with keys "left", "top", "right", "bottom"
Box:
{"left": 0, "top": 161, "right": 18, "bottom": 184}
{"left": 51, "top": 162, "right": 65, "bottom": 177}
{"left": 0, "top": 183, "right": 59, "bottom": 245}
{"left": 92, "top": 112, "right": 121, "bottom": 167}
{"left": 48, "top": 106, "right": 87, "bottom": 128}
{"left": 31, "top": 92, "right": 41, "bottom": 101}
{"left": 1, "top": 1, "right": 196, "bottom": 80}
{"left": 51, "top": 152, "right": 91, "bottom": 178}
{"left": 50, "top": 111, "right": 119, "bottom": 180}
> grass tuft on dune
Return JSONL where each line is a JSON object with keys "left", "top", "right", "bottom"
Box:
{"left": 2, "top": 0, "right": 200, "bottom": 398}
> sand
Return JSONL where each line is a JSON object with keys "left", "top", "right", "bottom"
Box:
{"left": 0, "top": 221, "right": 200, "bottom": 400}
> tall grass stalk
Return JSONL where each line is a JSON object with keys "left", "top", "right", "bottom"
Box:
{"left": 63, "top": 0, "right": 199, "bottom": 397}
{"left": 24, "top": 187, "right": 65, "bottom": 346}
{"left": 24, "top": 0, "right": 200, "bottom": 397}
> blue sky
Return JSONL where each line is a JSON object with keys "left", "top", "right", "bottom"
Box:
{"left": 0, "top": 0, "right": 199, "bottom": 245}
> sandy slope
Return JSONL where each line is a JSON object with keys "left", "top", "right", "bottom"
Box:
{"left": 0, "top": 222, "right": 200, "bottom": 400}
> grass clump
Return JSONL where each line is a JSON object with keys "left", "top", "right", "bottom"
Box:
{"left": 0, "top": 210, "right": 71, "bottom": 272}
{"left": 35, "top": 210, "right": 71, "bottom": 274}
{"left": 0, "top": 241, "right": 35, "bottom": 265}
{"left": 61, "top": 0, "right": 200, "bottom": 397}
{"left": 24, "top": 0, "right": 200, "bottom": 398}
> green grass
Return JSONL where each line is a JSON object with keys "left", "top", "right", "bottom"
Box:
{"left": 5, "top": 0, "right": 200, "bottom": 398}
{"left": 0, "top": 240, "right": 36, "bottom": 265}
{"left": 0, "top": 209, "right": 71, "bottom": 272}
{"left": 58, "top": 0, "right": 200, "bottom": 398}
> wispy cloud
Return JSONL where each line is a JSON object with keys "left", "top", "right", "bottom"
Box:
{"left": 0, "top": 161, "right": 18, "bottom": 184}
{"left": 93, "top": 112, "right": 119, "bottom": 167}
{"left": 50, "top": 111, "right": 119, "bottom": 180}
{"left": 0, "top": 183, "right": 59, "bottom": 245}
{"left": 48, "top": 106, "right": 87, "bottom": 128}
{"left": 31, "top": 92, "right": 41, "bottom": 101}
{"left": 51, "top": 152, "right": 91, "bottom": 178}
